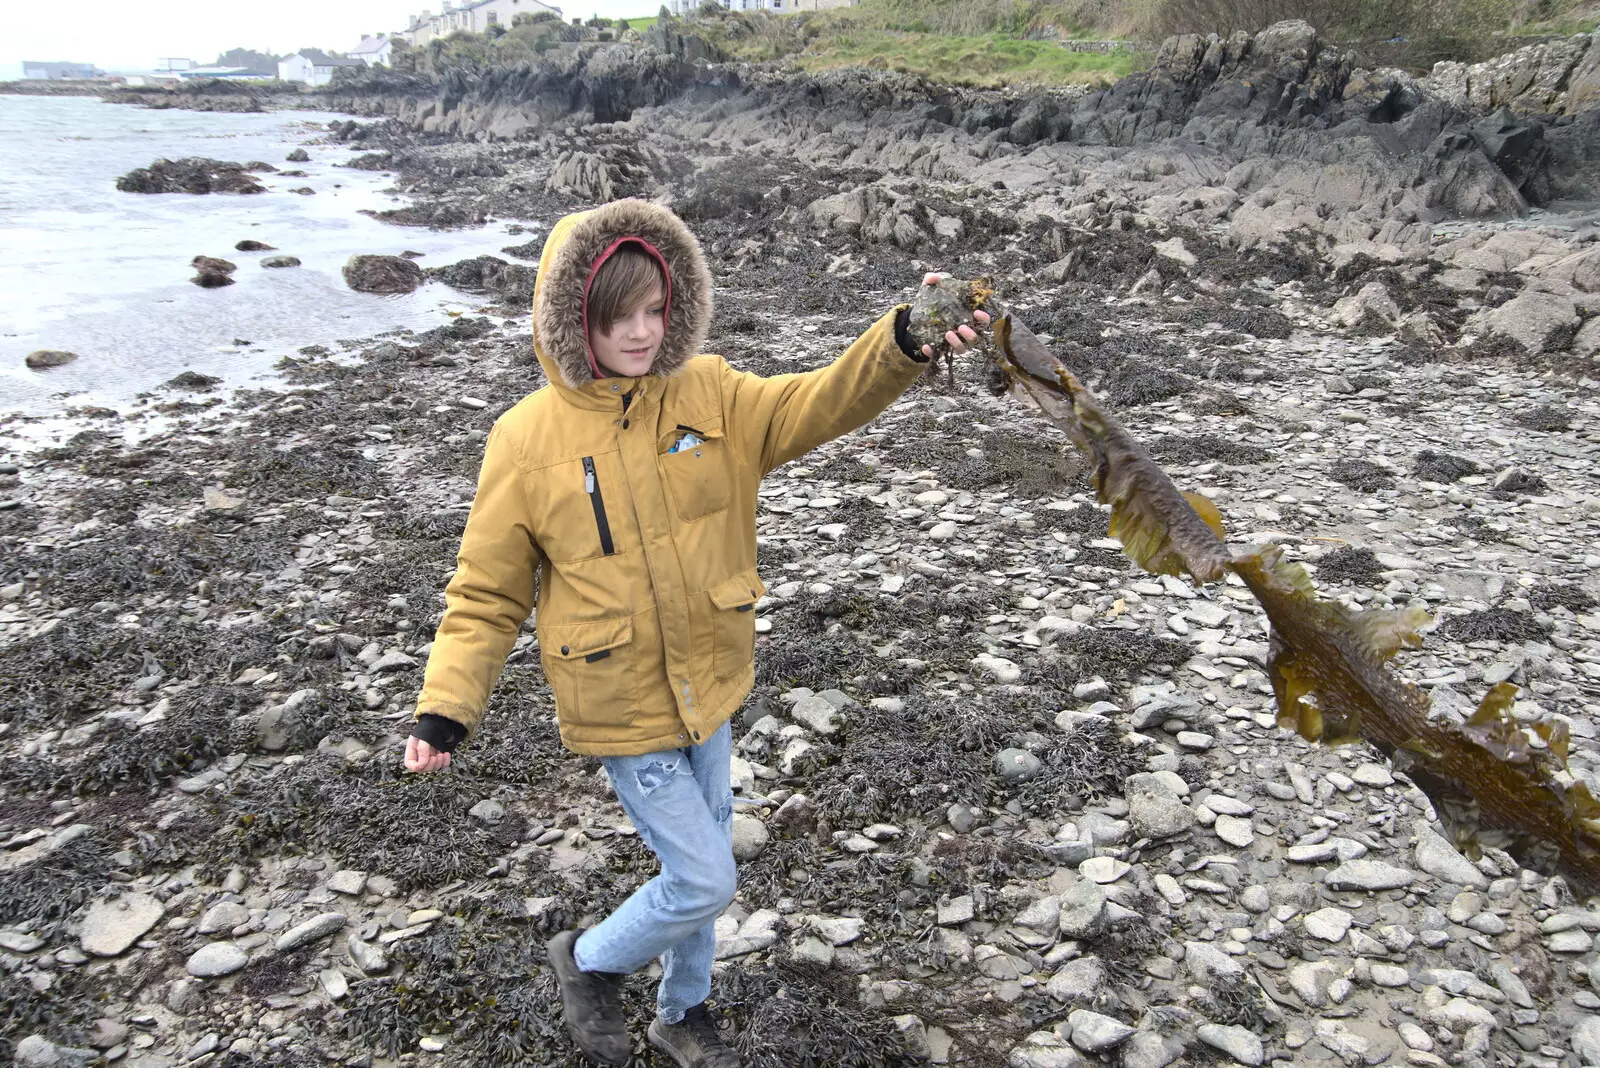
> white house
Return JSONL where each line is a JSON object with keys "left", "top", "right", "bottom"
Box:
{"left": 277, "top": 50, "right": 366, "bottom": 86}
{"left": 349, "top": 35, "right": 395, "bottom": 66}
{"left": 402, "top": 0, "right": 563, "bottom": 44}
{"left": 464, "top": 0, "right": 564, "bottom": 30}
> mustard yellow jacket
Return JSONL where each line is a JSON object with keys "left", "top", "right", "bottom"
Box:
{"left": 414, "top": 199, "right": 925, "bottom": 756}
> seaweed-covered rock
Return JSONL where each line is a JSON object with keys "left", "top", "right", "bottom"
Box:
{"left": 116, "top": 158, "right": 267, "bottom": 195}
{"left": 164, "top": 370, "right": 220, "bottom": 390}
{"left": 343, "top": 254, "right": 426, "bottom": 294}
{"left": 425, "top": 255, "right": 537, "bottom": 305}
{"left": 25, "top": 349, "right": 78, "bottom": 370}
{"left": 235, "top": 240, "right": 276, "bottom": 251}
{"left": 286, "top": 148, "right": 311, "bottom": 162}
{"left": 261, "top": 255, "right": 302, "bottom": 268}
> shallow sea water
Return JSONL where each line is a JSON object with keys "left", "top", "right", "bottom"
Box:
{"left": 0, "top": 95, "right": 539, "bottom": 418}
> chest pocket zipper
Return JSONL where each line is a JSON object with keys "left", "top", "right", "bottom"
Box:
{"left": 582, "top": 456, "right": 615, "bottom": 556}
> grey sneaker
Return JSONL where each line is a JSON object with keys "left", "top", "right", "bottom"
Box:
{"left": 648, "top": 1003, "right": 741, "bottom": 1068}
{"left": 547, "top": 930, "right": 630, "bottom": 1065}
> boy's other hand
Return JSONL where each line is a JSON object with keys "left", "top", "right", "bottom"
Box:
{"left": 919, "top": 272, "right": 991, "bottom": 359}
{"left": 405, "top": 735, "right": 452, "bottom": 773}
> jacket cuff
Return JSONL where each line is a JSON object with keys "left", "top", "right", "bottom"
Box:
{"left": 412, "top": 713, "right": 469, "bottom": 753}
{"left": 894, "top": 306, "right": 929, "bottom": 363}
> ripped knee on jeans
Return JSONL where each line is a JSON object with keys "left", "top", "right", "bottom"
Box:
{"left": 634, "top": 757, "right": 685, "bottom": 794}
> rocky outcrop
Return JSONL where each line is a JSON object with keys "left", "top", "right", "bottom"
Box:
{"left": 323, "top": 43, "right": 705, "bottom": 140}
{"left": 1426, "top": 31, "right": 1600, "bottom": 115}
{"left": 116, "top": 158, "right": 269, "bottom": 195}
{"left": 546, "top": 150, "right": 615, "bottom": 201}
{"left": 343, "top": 254, "right": 426, "bottom": 294}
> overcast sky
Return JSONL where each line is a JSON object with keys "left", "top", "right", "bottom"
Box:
{"left": 2, "top": 0, "right": 658, "bottom": 77}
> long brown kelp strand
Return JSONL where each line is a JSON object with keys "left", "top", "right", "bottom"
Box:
{"left": 908, "top": 278, "right": 1600, "bottom": 894}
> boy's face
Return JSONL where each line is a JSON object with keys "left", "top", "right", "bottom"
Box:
{"left": 590, "top": 282, "right": 665, "bottom": 379}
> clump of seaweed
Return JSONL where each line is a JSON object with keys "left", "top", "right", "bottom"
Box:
{"left": 1313, "top": 547, "right": 1386, "bottom": 585}
{"left": 755, "top": 632, "right": 875, "bottom": 691}
{"left": 1147, "top": 434, "right": 1272, "bottom": 466}
{"left": 1413, "top": 450, "right": 1482, "bottom": 483}
{"left": 1028, "top": 627, "right": 1191, "bottom": 692}
{"left": 1531, "top": 583, "right": 1597, "bottom": 614}
{"left": 1010, "top": 718, "right": 1147, "bottom": 813}
{"left": 0, "top": 969, "right": 96, "bottom": 1063}
{"left": 1514, "top": 404, "right": 1574, "bottom": 432}
{"left": 0, "top": 835, "right": 113, "bottom": 939}
{"left": 1328, "top": 459, "right": 1396, "bottom": 493}
{"left": 221, "top": 439, "right": 380, "bottom": 501}
{"left": 803, "top": 696, "right": 988, "bottom": 825}
{"left": 66, "top": 687, "right": 257, "bottom": 793}
{"left": 1104, "top": 360, "right": 1197, "bottom": 407}
{"left": 961, "top": 432, "right": 1087, "bottom": 499}
{"left": 1026, "top": 502, "right": 1106, "bottom": 535}
{"left": 1443, "top": 608, "right": 1552, "bottom": 643}
{"left": 344, "top": 917, "right": 605, "bottom": 1065}
{"left": 713, "top": 960, "right": 919, "bottom": 1068}
{"left": 1448, "top": 513, "right": 1511, "bottom": 544}
{"left": 213, "top": 754, "right": 522, "bottom": 890}
{"left": 1192, "top": 969, "right": 1276, "bottom": 1030}
{"left": 450, "top": 683, "right": 566, "bottom": 787}
{"left": 236, "top": 946, "right": 318, "bottom": 998}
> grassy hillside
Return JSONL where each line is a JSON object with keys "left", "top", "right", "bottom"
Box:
{"left": 791, "top": 31, "right": 1145, "bottom": 87}
{"left": 688, "top": 0, "right": 1151, "bottom": 86}
{"left": 687, "top": 0, "right": 1600, "bottom": 77}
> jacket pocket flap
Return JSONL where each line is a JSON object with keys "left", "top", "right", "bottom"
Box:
{"left": 544, "top": 617, "right": 633, "bottom": 658}
{"left": 709, "top": 569, "right": 767, "bottom": 611}
{"left": 660, "top": 418, "right": 725, "bottom": 453}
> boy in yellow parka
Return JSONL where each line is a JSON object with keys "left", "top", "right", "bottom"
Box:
{"left": 402, "top": 199, "right": 985, "bottom": 1067}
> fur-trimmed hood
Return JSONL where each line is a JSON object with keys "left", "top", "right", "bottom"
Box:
{"left": 533, "top": 199, "right": 713, "bottom": 392}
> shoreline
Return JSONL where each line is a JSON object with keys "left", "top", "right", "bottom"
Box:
{"left": 2, "top": 21, "right": 1600, "bottom": 1068}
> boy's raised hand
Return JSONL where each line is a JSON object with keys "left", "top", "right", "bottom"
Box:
{"left": 919, "top": 271, "right": 990, "bottom": 359}
{"left": 404, "top": 735, "right": 452, "bottom": 774}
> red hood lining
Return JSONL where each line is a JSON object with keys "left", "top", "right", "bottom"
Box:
{"left": 580, "top": 236, "right": 674, "bottom": 381}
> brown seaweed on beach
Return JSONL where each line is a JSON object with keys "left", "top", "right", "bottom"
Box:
{"left": 912, "top": 278, "right": 1600, "bottom": 893}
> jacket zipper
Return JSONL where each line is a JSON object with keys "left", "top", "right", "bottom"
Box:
{"left": 582, "top": 456, "right": 615, "bottom": 556}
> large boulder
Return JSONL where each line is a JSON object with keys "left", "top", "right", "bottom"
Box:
{"left": 116, "top": 157, "right": 268, "bottom": 195}
{"left": 1332, "top": 282, "right": 1402, "bottom": 330}
{"left": 1470, "top": 289, "right": 1581, "bottom": 354}
{"left": 343, "top": 254, "right": 426, "bottom": 294}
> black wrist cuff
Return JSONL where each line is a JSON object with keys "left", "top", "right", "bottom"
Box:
{"left": 412, "top": 714, "right": 468, "bottom": 753}
{"left": 895, "top": 307, "right": 929, "bottom": 362}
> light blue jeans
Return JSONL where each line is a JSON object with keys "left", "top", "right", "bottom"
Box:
{"left": 573, "top": 721, "right": 735, "bottom": 1024}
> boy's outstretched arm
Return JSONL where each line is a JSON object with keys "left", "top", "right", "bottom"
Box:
{"left": 406, "top": 421, "right": 542, "bottom": 771}
{"left": 719, "top": 273, "right": 986, "bottom": 476}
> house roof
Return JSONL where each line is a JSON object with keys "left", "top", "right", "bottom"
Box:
{"left": 350, "top": 36, "right": 391, "bottom": 55}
